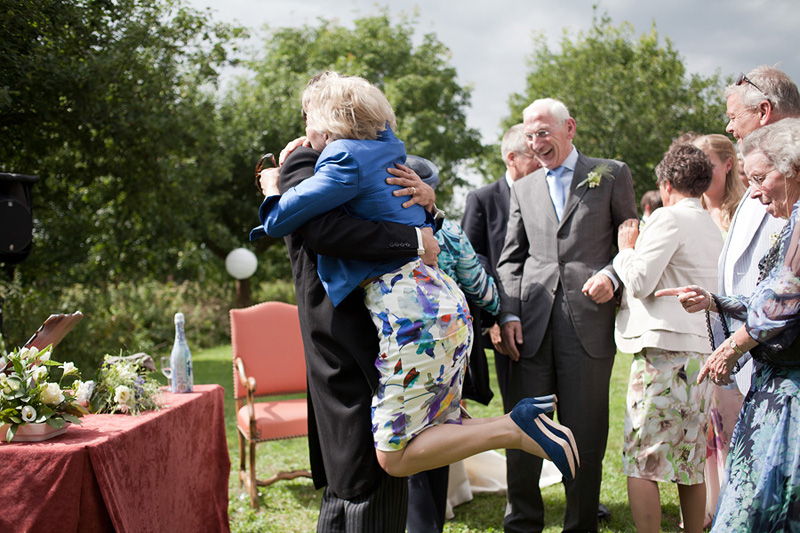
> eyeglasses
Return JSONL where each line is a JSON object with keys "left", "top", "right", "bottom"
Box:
{"left": 525, "top": 129, "right": 552, "bottom": 141}
{"left": 748, "top": 168, "right": 778, "bottom": 188}
{"left": 736, "top": 73, "right": 770, "bottom": 101}
{"left": 254, "top": 153, "right": 277, "bottom": 190}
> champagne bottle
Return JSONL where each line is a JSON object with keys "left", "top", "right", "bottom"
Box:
{"left": 170, "top": 312, "right": 193, "bottom": 393}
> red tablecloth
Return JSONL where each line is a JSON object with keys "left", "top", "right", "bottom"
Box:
{"left": 0, "top": 384, "right": 231, "bottom": 533}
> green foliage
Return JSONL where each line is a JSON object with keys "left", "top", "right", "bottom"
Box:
{"left": 2, "top": 278, "right": 232, "bottom": 378}
{"left": 502, "top": 10, "right": 726, "bottom": 204}
{"left": 215, "top": 12, "right": 484, "bottom": 282}
{"left": 1, "top": 0, "right": 247, "bottom": 287}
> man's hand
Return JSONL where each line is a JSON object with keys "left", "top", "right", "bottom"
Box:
{"left": 259, "top": 167, "right": 281, "bottom": 197}
{"left": 386, "top": 163, "right": 435, "bottom": 211}
{"left": 419, "top": 227, "right": 439, "bottom": 267}
{"left": 279, "top": 136, "right": 311, "bottom": 165}
{"left": 581, "top": 273, "right": 614, "bottom": 304}
{"left": 499, "top": 321, "right": 523, "bottom": 361}
{"left": 489, "top": 323, "right": 505, "bottom": 354}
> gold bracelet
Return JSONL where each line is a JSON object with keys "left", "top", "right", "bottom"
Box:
{"left": 729, "top": 338, "right": 745, "bottom": 356}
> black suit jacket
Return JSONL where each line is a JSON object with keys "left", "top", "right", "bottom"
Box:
{"left": 279, "top": 147, "right": 419, "bottom": 498}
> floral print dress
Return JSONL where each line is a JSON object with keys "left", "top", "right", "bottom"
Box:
{"left": 363, "top": 258, "right": 473, "bottom": 451}
{"left": 711, "top": 201, "right": 800, "bottom": 531}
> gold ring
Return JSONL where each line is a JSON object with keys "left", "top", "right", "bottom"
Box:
{"left": 411, "top": 187, "right": 416, "bottom": 195}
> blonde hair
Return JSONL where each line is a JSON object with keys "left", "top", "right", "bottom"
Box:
{"left": 301, "top": 71, "right": 396, "bottom": 141}
{"left": 693, "top": 134, "right": 746, "bottom": 231}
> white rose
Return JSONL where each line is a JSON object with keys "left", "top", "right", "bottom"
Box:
{"left": 36, "top": 348, "right": 48, "bottom": 361}
{"left": 114, "top": 385, "right": 132, "bottom": 406}
{"left": 21, "top": 405, "right": 36, "bottom": 422}
{"left": 40, "top": 382, "right": 65, "bottom": 405}
{"left": 33, "top": 365, "right": 48, "bottom": 382}
{"left": 61, "top": 362, "right": 77, "bottom": 375}
{"left": 74, "top": 380, "right": 95, "bottom": 408}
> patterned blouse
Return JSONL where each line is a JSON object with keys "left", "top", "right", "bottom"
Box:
{"left": 716, "top": 200, "right": 800, "bottom": 353}
{"left": 435, "top": 218, "right": 500, "bottom": 316}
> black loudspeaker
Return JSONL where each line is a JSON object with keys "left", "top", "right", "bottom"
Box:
{"left": 0, "top": 172, "right": 39, "bottom": 264}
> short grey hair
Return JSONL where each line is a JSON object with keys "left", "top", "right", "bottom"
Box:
{"left": 501, "top": 124, "right": 529, "bottom": 160}
{"left": 741, "top": 117, "right": 800, "bottom": 176}
{"left": 724, "top": 66, "right": 800, "bottom": 119}
{"left": 522, "top": 98, "right": 570, "bottom": 124}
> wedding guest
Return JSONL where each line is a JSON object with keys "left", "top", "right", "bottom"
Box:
{"left": 615, "top": 144, "right": 721, "bottom": 533}
{"left": 658, "top": 118, "right": 800, "bottom": 532}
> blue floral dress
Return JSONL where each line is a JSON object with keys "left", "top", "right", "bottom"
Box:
{"left": 712, "top": 201, "right": 800, "bottom": 531}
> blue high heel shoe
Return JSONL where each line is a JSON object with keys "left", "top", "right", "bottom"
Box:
{"left": 510, "top": 400, "right": 579, "bottom": 481}
{"left": 519, "top": 394, "right": 556, "bottom": 409}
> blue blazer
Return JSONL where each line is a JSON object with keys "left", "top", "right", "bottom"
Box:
{"left": 251, "top": 127, "right": 431, "bottom": 305}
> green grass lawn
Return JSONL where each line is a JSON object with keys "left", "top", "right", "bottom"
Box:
{"left": 188, "top": 346, "right": 686, "bottom": 532}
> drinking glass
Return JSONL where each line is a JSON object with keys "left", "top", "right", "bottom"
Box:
{"left": 160, "top": 356, "right": 172, "bottom": 390}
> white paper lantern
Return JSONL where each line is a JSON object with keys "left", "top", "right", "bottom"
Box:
{"left": 225, "top": 248, "right": 258, "bottom": 280}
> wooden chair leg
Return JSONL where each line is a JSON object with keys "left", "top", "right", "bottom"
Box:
{"left": 249, "top": 440, "right": 258, "bottom": 509}
{"left": 237, "top": 429, "right": 246, "bottom": 487}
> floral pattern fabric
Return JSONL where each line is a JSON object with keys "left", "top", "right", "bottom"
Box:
{"left": 711, "top": 363, "right": 800, "bottom": 532}
{"left": 710, "top": 201, "right": 800, "bottom": 530}
{"left": 435, "top": 218, "right": 499, "bottom": 315}
{"left": 363, "top": 258, "right": 473, "bottom": 451}
{"left": 623, "top": 348, "right": 712, "bottom": 484}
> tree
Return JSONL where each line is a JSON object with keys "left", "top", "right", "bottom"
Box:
{"left": 0, "top": 0, "right": 246, "bottom": 286}
{"left": 502, "top": 11, "right": 726, "bottom": 203}
{"left": 212, "top": 12, "right": 485, "bottom": 280}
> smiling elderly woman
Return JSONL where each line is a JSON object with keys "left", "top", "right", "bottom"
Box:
{"left": 656, "top": 118, "right": 800, "bottom": 532}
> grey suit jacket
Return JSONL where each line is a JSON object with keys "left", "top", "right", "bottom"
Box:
{"left": 497, "top": 151, "right": 637, "bottom": 359}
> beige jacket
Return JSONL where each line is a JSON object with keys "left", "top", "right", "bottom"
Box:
{"left": 614, "top": 197, "right": 722, "bottom": 354}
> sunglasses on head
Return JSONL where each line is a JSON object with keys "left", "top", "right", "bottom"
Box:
{"left": 736, "top": 73, "right": 770, "bottom": 102}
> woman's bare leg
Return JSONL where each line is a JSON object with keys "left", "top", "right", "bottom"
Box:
{"left": 677, "top": 482, "right": 706, "bottom": 533}
{"left": 628, "top": 477, "right": 661, "bottom": 533}
{"left": 377, "top": 415, "right": 551, "bottom": 477}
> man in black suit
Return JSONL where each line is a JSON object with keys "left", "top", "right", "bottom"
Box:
{"left": 461, "top": 124, "right": 540, "bottom": 411}
{"left": 255, "top": 146, "right": 439, "bottom": 532}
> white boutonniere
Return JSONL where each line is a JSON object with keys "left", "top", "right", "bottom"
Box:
{"left": 576, "top": 163, "right": 613, "bottom": 189}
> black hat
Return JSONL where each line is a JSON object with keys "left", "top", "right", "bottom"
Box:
{"left": 404, "top": 155, "right": 439, "bottom": 190}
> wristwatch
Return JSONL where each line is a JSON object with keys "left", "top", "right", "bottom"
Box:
{"left": 729, "top": 338, "right": 745, "bottom": 356}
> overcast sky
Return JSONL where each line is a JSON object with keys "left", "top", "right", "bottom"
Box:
{"left": 186, "top": 0, "right": 800, "bottom": 143}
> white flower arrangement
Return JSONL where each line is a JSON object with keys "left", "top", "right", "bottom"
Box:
{"left": 576, "top": 163, "right": 613, "bottom": 189}
{"left": 88, "top": 354, "right": 161, "bottom": 415}
{"left": 0, "top": 345, "right": 87, "bottom": 442}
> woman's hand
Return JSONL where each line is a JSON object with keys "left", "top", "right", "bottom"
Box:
{"left": 259, "top": 167, "right": 281, "bottom": 197}
{"left": 279, "top": 136, "right": 311, "bottom": 165}
{"left": 617, "top": 218, "right": 640, "bottom": 250}
{"left": 698, "top": 327, "right": 757, "bottom": 385}
{"left": 655, "top": 285, "right": 716, "bottom": 314}
{"left": 386, "top": 163, "right": 435, "bottom": 210}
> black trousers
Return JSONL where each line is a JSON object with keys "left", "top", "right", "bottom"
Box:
{"left": 407, "top": 466, "right": 449, "bottom": 533}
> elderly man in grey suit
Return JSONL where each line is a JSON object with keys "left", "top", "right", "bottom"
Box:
{"left": 497, "top": 98, "right": 637, "bottom": 533}
{"left": 719, "top": 66, "right": 800, "bottom": 394}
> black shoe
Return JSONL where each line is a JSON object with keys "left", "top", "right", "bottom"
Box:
{"left": 598, "top": 503, "right": 611, "bottom": 522}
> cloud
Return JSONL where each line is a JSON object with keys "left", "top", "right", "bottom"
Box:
{"left": 187, "top": 0, "right": 800, "bottom": 141}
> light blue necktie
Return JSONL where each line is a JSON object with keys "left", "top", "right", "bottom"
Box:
{"left": 548, "top": 166, "right": 567, "bottom": 220}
